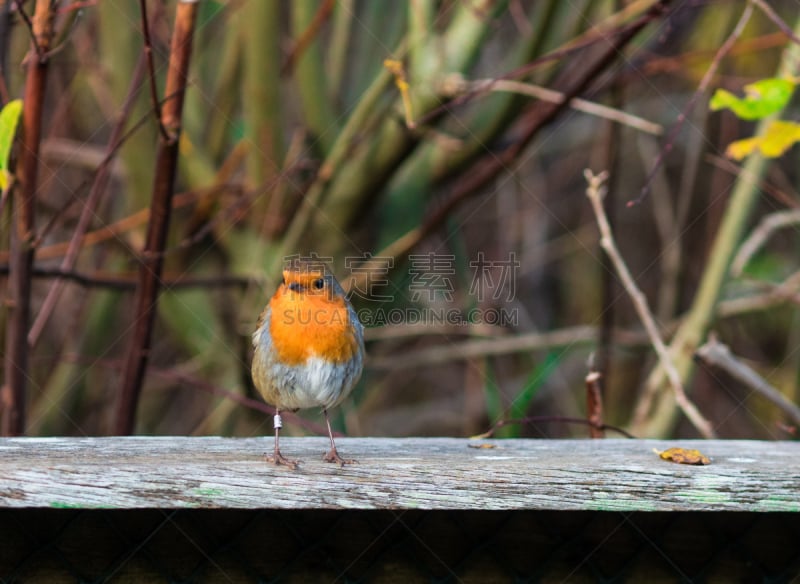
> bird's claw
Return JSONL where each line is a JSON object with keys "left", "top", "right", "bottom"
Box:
{"left": 265, "top": 450, "right": 300, "bottom": 470}
{"left": 323, "top": 448, "right": 356, "bottom": 467}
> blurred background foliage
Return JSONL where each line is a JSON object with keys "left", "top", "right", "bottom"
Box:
{"left": 1, "top": 0, "right": 800, "bottom": 441}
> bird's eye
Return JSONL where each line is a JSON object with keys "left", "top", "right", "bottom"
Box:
{"left": 313, "top": 278, "right": 325, "bottom": 289}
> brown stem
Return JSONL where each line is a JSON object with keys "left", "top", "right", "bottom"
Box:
{"left": 139, "top": 0, "right": 169, "bottom": 140}
{"left": 2, "top": 0, "right": 56, "bottom": 437}
{"left": 281, "top": 0, "right": 335, "bottom": 75}
{"left": 12, "top": 1, "right": 42, "bottom": 58}
{"left": 585, "top": 371, "right": 605, "bottom": 439}
{"left": 115, "top": 0, "right": 198, "bottom": 435}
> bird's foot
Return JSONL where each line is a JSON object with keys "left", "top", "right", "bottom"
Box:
{"left": 323, "top": 448, "right": 356, "bottom": 467}
{"left": 265, "top": 450, "right": 300, "bottom": 470}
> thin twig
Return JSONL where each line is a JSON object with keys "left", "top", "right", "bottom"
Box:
{"left": 12, "top": 0, "right": 42, "bottom": 58}
{"left": 139, "top": 0, "right": 169, "bottom": 140}
{"left": 717, "top": 270, "right": 800, "bottom": 315}
{"left": 597, "top": 55, "right": 624, "bottom": 414}
{"left": 472, "top": 415, "right": 636, "bottom": 440}
{"left": 59, "top": 1, "right": 98, "bottom": 14}
{"left": 696, "top": 335, "right": 800, "bottom": 427}
{"left": 16, "top": 88, "right": 185, "bottom": 261}
{"left": 730, "top": 209, "right": 800, "bottom": 277}
{"left": 0, "top": 187, "right": 226, "bottom": 264}
{"left": 469, "top": 78, "right": 663, "bottom": 135}
{"left": 584, "top": 169, "right": 716, "bottom": 438}
{"left": 29, "top": 53, "right": 149, "bottom": 347}
{"left": 750, "top": 0, "right": 800, "bottom": 45}
{"left": 705, "top": 153, "right": 799, "bottom": 209}
{"left": 629, "top": 1, "right": 754, "bottom": 206}
{"left": 281, "top": 0, "right": 335, "bottom": 75}
{"left": 0, "top": 265, "right": 254, "bottom": 291}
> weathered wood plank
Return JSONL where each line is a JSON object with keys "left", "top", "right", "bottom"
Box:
{"left": 0, "top": 438, "right": 797, "bottom": 511}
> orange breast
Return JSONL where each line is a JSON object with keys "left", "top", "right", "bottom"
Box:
{"left": 268, "top": 289, "right": 358, "bottom": 366}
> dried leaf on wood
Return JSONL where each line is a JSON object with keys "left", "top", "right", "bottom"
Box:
{"left": 654, "top": 447, "right": 711, "bottom": 465}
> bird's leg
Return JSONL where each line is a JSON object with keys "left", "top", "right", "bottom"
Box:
{"left": 322, "top": 408, "right": 356, "bottom": 466}
{"left": 265, "top": 410, "right": 299, "bottom": 469}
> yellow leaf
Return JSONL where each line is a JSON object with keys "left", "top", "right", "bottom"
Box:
{"left": 759, "top": 120, "right": 800, "bottom": 158}
{"left": 383, "top": 58, "right": 415, "bottom": 129}
{"left": 726, "top": 120, "right": 800, "bottom": 160}
{"left": 654, "top": 447, "right": 711, "bottom": 465}
{"left": 726, "top": 136, "right": 760, "bottom": 160}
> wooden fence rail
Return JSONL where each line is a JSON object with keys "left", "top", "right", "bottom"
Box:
{"left": 2, "top": 437, "right": 799, "bottom": 582}
{"left": 1, "top": 437, "right": 798, "bottom": 511}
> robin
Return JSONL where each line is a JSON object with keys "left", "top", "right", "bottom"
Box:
{"left": 251, "top": 259, "right": 364, "bottom": 468}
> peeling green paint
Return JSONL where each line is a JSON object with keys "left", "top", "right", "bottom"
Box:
{"left": 49, "top": 501, "right": 109, "bottom": 509}
{"left": 756, "top": 495, "right": 800, "bottom": 512}
{"left": 193, "top": 488, "right": 225, "bottom": 497}
{"left": 588, "top": 492, "right": 659, "bottom": 512}
{"left": 674, "top": 490, "right": 732, "bottom": 506}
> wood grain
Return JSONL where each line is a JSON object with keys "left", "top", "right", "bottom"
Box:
{"left": 0, "top": 438, "right": 797, "bottom": 511}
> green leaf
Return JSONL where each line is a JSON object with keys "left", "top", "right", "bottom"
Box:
{"left": 0, "top": 99, "right": 23, "bottom": 190}
{"left": 710, "top": 78, "right": 795, "bottom": 120}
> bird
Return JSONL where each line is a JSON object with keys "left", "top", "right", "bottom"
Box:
{"left": 251, "top": 259, "right": 364, "bottom": 468}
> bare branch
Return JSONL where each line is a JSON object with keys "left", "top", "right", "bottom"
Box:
{"left": 472, "top": 415, "right": 635, "bottom": 440}
{"left": 139, "top": 0, "right": 169, "bottom": 139}
{"left": 467, "top": 78, "right": 663, "bottom": 135}
{"left": 12, "top": 0, "right": 42, "bottom": 58}
{"left": 696, "top": 335, "right": 800, "bottom": 427}
{"left": 751, "top": 0, "right": 800, "bottom": 45}
{"left": 731, "top": 209, "right": 800, "bottom": 277}
{"left": 0, "top": 264, "right": 254, "bottom": 291}
{"left": 29, "top": 53, "right": 149, "bottom": 347}
{"left": 584, "top": 169, "right": 716, "bottom": 438}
